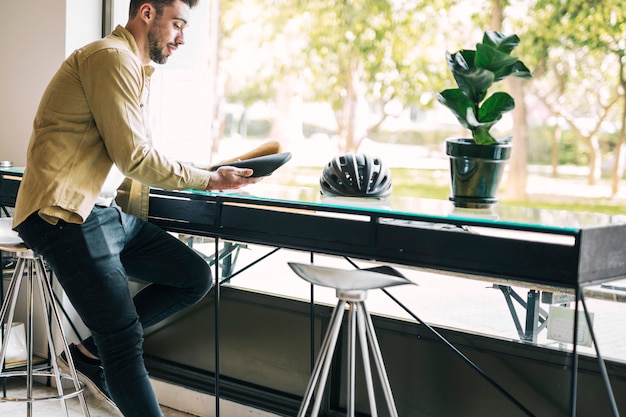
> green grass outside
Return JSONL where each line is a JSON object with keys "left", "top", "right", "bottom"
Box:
{"left": 277, "top": 166, "right": 626, "bottom": 215}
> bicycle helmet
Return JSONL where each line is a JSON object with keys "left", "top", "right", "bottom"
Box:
{"left": 320, "top": 153, "right": 392, "bottom": 198}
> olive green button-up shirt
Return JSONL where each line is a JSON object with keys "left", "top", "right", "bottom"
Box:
{"left": 13, "top": 25, "right": 210, "bottom": 227}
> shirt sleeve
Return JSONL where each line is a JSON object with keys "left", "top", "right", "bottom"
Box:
{"left": 78, "top": 47, "right": 210, "bottom": 191}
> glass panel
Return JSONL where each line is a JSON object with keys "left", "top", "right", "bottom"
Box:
{"left": 110, "top": 0, "right": 214, "bottom": 163}
{"left": 103, "top": 0, "right": 626, "bottom": 367}
{"left": 183, "top": 237, "right": 626, "bottom": 364}
{"left": 111, "top": 0, "right": 130, "bottom": 28}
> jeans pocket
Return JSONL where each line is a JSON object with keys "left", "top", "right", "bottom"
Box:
{"left": 15, "top": 214, "right": 59, "bottom": 258}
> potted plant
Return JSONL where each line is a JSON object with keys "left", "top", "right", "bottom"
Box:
{"left": 437, "top": 30, "right": 532, "bottom": 208}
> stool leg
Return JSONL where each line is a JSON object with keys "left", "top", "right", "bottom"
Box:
{"left": 362, "top": 303, "right": 398, "bottom": 417}
{"left": 356, "top": 303, "right": 378, "bottom": 417}
{"left": 0, "top": 257, "right": 26, "bottom": 368}
{"left": 347, "top": 302, "right": 356, "bottom": 417}
{"left": 34, "top": 259, "right": 90, "bottom": 417}
{"left": 298, "top": 299, "right": 346, "bottom": 417}
{"left": 0, "top": 257, "right": 89, "bottom": 416}
{"left": 26, "top": 260, "right": 34, "bottom": 417}
{"left": 33, "top": 268, "right": 68, "bottom": 416}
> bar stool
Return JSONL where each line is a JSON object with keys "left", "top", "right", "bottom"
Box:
{"left": 288, "top": 262, "right": 413, "bottom": 417}
{"left": 0, "top": 218, "right": 89, "bottom": 416}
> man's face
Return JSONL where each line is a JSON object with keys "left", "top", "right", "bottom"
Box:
{"left": 147, "top": 1, "right": 191, "bottom": 64}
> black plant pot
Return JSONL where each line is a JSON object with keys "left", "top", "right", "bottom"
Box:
{"left": 445, "top": 138, "right": 512, "bottom": 209}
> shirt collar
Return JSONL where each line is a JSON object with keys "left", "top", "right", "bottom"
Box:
{"left": 110, "top": 25, "right": 155, "bottom": 76}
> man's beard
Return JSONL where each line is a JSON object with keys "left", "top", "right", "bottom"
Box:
{"left": 148, "top": 24, "right": 168, "bottom": 64}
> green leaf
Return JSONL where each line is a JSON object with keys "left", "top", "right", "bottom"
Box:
{"left": 509, "top": 61, "right": 533, "bottom": 79}
{"left": 482, "top": 31, "right": 520, "bottom": 55}
{"left": 447, "top": 51, "right": 494, "bottom": 103}
{"left": 456, "top": 50, "right": 476, "bottom": 68}
{"left": 475, "top": 44, "right": 518, "bottom": 73}
{"left": 478, "top": 92, "right": 515, "bottom": 123}
{"left": 453, "top": 68, "right": 494, "bottom": 103}
{"left": 436, "top": 89, "right": 475, "bottom": 130}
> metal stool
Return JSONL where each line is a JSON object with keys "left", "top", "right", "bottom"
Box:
{"left": 0, "top": 218, "right": 89, "bottom": 416}
{"left": 288, "top": 262, "right": 413, "bottom": 417}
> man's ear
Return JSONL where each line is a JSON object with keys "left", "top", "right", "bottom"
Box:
{"left": 138, "top": 3, "right": 156, "bottom": 23}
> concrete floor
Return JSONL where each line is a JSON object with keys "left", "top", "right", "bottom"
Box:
{"left": 0, "top": 377, "right": 195, "bottom": 417}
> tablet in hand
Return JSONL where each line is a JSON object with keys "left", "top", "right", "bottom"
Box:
{"left": 210, "top": 152, "right": 292, "bottom": 178}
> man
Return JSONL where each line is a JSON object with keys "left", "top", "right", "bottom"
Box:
{"left": 12, "top": 1, "right": 258, "bottom": 416}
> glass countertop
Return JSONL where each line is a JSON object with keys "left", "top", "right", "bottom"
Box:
{"left": 4, "top": 167, "right": 625, "bottom": 234}
{"left": 180, "top": 183, "right": 626, "bottom": 234}
{"left": 0, "top": 167, "right": 24, "bottom": 174}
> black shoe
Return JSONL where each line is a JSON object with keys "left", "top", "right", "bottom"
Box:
{"left": 59, "top": 343, "right": 117, "bottom": 409}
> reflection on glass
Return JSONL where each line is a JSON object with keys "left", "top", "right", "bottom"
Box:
{"left": 184, "top": 182, "right": 626, "bottom": 231}
{"left": 180, "top": 236, "right": 626, "bottom": 365}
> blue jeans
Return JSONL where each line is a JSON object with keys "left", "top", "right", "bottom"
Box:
{"left": 16, "top": 203, "right": 213, "bottom": 417}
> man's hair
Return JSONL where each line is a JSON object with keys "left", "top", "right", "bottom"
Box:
{"left": 129, "top": 0, "right": 199, "bottom": 18}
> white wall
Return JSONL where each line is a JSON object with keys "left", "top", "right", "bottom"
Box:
{"left": 0, "top": 0, "right": 101, "bottom": 166}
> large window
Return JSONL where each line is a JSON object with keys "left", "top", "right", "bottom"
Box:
{"left": 110, "top": 0, "right": 216, "bottom": 164}
{"left": 105, "top": 0, "right": 626, "bottom": 368}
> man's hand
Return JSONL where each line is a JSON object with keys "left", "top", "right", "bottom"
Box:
{"left": 206, "top": 166, "right": 259, "bottom": 191}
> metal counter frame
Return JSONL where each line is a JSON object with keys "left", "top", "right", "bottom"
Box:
{"left": 145, "top": 185, "right": 626, "bottom": 417}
